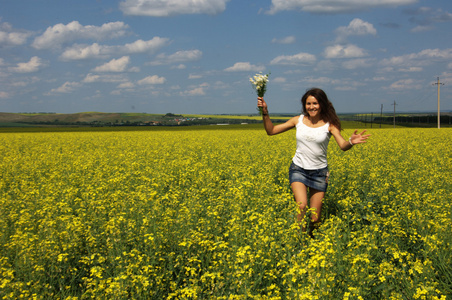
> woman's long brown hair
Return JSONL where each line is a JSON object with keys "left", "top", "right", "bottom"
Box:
{"left": 301, "top": 88, "right": 342, "bottom": 131}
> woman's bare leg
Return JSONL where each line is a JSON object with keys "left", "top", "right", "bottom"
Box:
{"left": 291, "top": 182, "right": 308, "bottom": 230}
{"left": 308, "top": 188, "right": 325, "bottom": 236}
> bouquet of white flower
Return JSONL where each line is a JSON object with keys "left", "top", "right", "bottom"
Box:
{"left": 250, "top": 73, "right": 269, "bottom": 115}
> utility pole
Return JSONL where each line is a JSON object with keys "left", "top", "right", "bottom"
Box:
{"left": 380, "top": 104, "right": 383, "bottom": 128}
{"left": 433, "top": 77, "right": 444, "bottom": 129}
{"left": 392, "top": 101, "right": 397, "bottom": 128}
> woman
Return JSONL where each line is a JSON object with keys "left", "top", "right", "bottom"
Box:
{"left": 257, "top": 88, "right": 370, "bottom": 235}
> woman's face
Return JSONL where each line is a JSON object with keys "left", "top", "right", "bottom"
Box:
{"left": 305, "top": 95, "right": 321, "bottom": 118}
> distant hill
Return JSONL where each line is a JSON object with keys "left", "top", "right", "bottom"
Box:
{"left": 0, "top": 112, "right": 123, "bottom": 123}
{"left": 0, "top": 112, "right": 270, "bottom": 127}
{"left": 1, "top": 111, "right": 449, "bottom": 129}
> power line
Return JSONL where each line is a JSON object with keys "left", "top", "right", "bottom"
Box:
{"left": 407, "top": 89, "right": 437, "bottom": 108}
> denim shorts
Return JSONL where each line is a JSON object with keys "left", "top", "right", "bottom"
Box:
{"left": 289, "top": 162, "right": 329, "bottom": 192}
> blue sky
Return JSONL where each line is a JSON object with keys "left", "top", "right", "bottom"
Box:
{"left": 1, "top": 0, "right": 451, "bottom": 114}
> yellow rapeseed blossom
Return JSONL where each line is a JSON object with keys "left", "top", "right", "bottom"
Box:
{"left": 0, "top": 128, "right": 451, "bottom": 298}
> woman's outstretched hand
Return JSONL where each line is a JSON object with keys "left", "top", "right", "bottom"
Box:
{"left": 350, "top": 130, "right": 371, "bottom": 145}
{"left": 257, "top": 97, "right": 268, "bottom": 115}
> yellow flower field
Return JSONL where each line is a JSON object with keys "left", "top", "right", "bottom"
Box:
{"left": 0, "top": 127, "right": 451, "bottom": 299}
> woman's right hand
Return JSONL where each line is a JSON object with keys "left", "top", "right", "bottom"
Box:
{"left": 257, "top": 97, "right": 268, "bottom": 114}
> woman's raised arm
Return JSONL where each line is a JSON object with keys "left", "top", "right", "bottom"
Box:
{"left": 330, "top": 125, "right": 370, "bottom": 151}
{"left": 258, "top": 97, "right": 298, "bottom": 135}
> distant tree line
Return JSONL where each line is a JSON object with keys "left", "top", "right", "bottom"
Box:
{"left": 16, "top": 117, "right": 267, "bottom": 127}
{"left": 18, "top": 112, "right": 57, "bottom": 114}
{"left": 349, "top": 114, "right": 452, "bottom": 128}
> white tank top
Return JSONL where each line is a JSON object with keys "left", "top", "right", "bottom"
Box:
{"left": 292, "top": 115, "right": 331, "bottom": 170}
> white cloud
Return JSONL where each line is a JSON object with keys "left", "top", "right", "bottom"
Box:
{"left": 273, "top": 77, "right": 287, "bottom": 83}
{"left": 93, "top": 56, "right": 130, "bottom": 72}
{"left": 267, "top": 0, "right": 417, "bottom": 14}
{"left": 188, "top": 74, "right": 202, "bottom": 79}
{"left": 150, "top": 50, "right": 202, "bottom": 65}
{"left": 60, "top": 37, "right": 170, "bottom": 60}
{"left": 60, "top": 43, "right": 105, "bottom": 60}
{"left": 435, "top": 10, "right": 452, "bottom": 22}
{"left": 117, "top": 82, "right": 135, "bottom": 89}
{"left": 399, "top": 67, "right": 423, "bottom": 72}
{"left": 304, "top": 76, "right": 336, "bottom": 85}
{"left": 138, "top": 75, "right": 166, "bottom": 85}
{"left": 82, "top": 73, "right": 126, "bottom": 83}
{"left": 304, "top": 76, "right": 364, "bottom": 91}
{"left": 389, "top": 79, "right": 422, "bottom": 90}
{"left": 323, "top": 44, "right": 368, "bottom": 59}
{"left": 82, "top": 74, "right": 100, "bottom": 83}
{"left": 0, "top": 91, "right": 9, "bottom": 98}
{"left": 171, "top": 64, "right": 187, "bottom": 70}
{"left": 32, "top": 21, "right": 130, "bottom": 50}
{"left": 184, "top": 87, "right": 206, "bottom": 96}
{"left": 9, "top": 56, "right": 45, "bottom": 73}
{"left": 335, "top": 18, "right": 376, "bottom": 43}
{"left": 270, "top": 52, "right": 316, "bottom": 65}
{"left": 180, "top": 83, "right": 209, "bottom": 96}
{"left": 224, "top": 62, "right": 265, "bottom": 72}
{"left": 10, "top": 81, "right": 29, "bottom": 87}
{"left": 313, "top": 60, "right": 337, "bottom": 72}
{"left": 128, "top": 66, "right": 140, "bottom": 72}
{"left": 342, "top": 58, "right": 373, "bottom": 69}
{"left": 372, "top": 76, "right": 388, "bottom": 81}
{"left": 382, "top": 48, "right": 452, "bottom": 68}
{"left": 49, "top": 81, "right": 82, "bottom": 94}
{"left": 411, "top": 25, "right": 434, "bottom": 32}
{"left": 406, "top": 7, "right": 452, "bottom": 32}
{"left": 272, "top": 36, "right": 296, "bottom": 44}
{"left": 419, "top": 48, "right": 452, "bottom": 59}
{"left": 439, "top": 72, "right": 452, "bottom": 85}
{"left": 120, "top": 0, "right": 230, "bottom": 16}
{"left": 0, "top": 22, "right": 31, "bottom": 46}
{"left": 122, "top": 38, "right": 170, "bottom": 53}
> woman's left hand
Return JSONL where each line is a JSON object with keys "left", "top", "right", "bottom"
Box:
{"left": 350, "top": 130, "right": 371, "bottom": 145}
